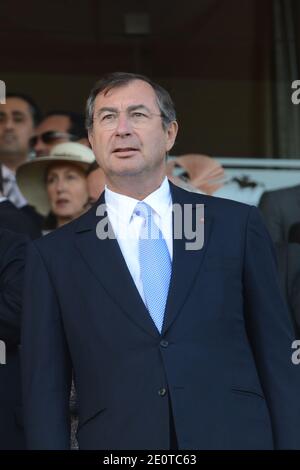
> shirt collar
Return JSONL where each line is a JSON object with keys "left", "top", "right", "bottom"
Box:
{"left": 143, "top": 177, "right": 171, "bottom": 219}
{"left": 104, "top": 177, "right": 172, "bottom": 225}
{"left": 2, "top": 165, "right": 15, "bottom": 180}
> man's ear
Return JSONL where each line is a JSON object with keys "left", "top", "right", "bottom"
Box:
{"left": 166, "top": 121, "right": 178, "bottom": 153}
{"left": 88, "top": 130, "right": 94, "bottom": 148}
{"left": 77, "top": 137, "right": 91, "bottom": 148}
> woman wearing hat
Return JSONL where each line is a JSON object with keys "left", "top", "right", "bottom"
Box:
{"left": 17, "top": 142, "right": 95, "bottom": 449}
{"left": 17, "top": 142, "right": 95, "bottom": 233}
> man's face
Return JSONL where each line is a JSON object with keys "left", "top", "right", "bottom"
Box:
{"left": 87, "top": 167, "right": 106, "bottom": 204}
{"left": 88, "top": 80, "right": 178, "bottom": 187}
{"left": 32, "top": 115, "right": 72, "bottom": 157}
{"left": 0, "top": 97, "right": 34, "bottom": 162}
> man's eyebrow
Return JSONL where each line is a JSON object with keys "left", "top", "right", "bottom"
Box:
{"left": 12, "top": 111, "right": 26, "bottom": 117}
{"left": 127, "top": 104, "right": 151, "bottom": 113}
{"left": 95, "top": 104, "right": 152, "bottom": 117}
{"left": 95, "top": 107, "right": 118, "bottom": 118}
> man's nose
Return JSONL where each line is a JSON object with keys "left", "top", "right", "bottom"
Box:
{"left": 34, "top": 137, "right": 47, "bottom": 155}
{"left": 115, "top": 112, "right": 132, "bottom": 136}
{"left": 4, "top": 116, "right": 16, "bottom": 130}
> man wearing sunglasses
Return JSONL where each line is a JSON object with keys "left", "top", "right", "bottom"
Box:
{"left": 0, "top": 93, "right": 40, "bottom": 173}
{"left": 32, "top": 111, "right": 89, "bottom": 157}
{"left": 0, "top": 93, "right": 44, "bottom": 230}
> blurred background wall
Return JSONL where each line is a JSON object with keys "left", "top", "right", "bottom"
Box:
{"left": 1, "top": 0, "right": 300, "bottom": 157}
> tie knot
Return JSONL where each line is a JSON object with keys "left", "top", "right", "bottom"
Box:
{"left": 134, "top": 201, "right": 152, "bottom": 220}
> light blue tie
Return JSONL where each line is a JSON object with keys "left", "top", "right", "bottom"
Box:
{"left": 135, "top": 201, "right": 171, "bottom": 333}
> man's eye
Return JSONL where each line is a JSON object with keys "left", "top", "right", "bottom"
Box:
{"left": 102, "top": 114, "right": 115, "bottom": 121}
{"left": 132, "top": 112, "right": 147, "bottom": 118}
{"left": 14, "top": 117, "right": 25, "bottom": 123}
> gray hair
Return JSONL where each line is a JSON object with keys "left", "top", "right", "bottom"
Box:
{"left": 85, "top": 72, "right": 176, "bottom": 132}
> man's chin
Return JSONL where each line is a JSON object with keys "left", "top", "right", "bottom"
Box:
{"left": 0, "top": 145, "right": 22, "bottom": 157}
{"left": 110, "top": 162, "right": 145, "bottom": 177}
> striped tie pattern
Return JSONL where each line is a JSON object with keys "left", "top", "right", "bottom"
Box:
{"left": 135, "top": 201, "right": 171, "bottom": 333}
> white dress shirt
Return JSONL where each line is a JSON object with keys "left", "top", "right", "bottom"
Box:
{"left": 2, "top": 165, "right": 27, "bottom": 208}
{"left": 105, "top": 177, "right": 173, "bottom": 303}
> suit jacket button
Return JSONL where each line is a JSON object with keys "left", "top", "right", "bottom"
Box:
{"left": 160, "top": 340, "right": 169, "bottom": 348}
{"left": 158, "top": 388, "right": 167, "bottom": 397}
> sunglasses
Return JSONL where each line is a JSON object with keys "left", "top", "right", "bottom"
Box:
{"left": 29, "top": 131, "right": 77, "bottom": 147}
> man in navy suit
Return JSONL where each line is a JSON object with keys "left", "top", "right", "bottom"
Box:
{"left": 0, "top": 229, "right": 27, "bottom": 449}
{"left": 0, "top": 167, "right": 35, "bottom": 449}
{"left": 22, "top": 72, "right": 300, "bottom": 450}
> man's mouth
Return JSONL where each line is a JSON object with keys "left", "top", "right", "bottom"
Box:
{"left": 56, "top": 198, "right": 69, "bottom": 205}
{"left": 112, "top": 147, "right": 138, "bottom": 153}
{"left": 3, "top": 134, "right": 16, "bottom": 143}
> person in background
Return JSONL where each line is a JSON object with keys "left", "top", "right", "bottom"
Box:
{"left": 166, "top": 154, "right": 225, "bottom": 195}
{"left": 0, "top": 164, "right": 41, "bottom": 238}
{"left": 17, "top": 142, "right": 94, "bottom": 449}
{"left": 86, "top": 161, "right": 106, "bottom": 204}
{"left": 0, "top": 229, "right": 28, "bottom": 449}
{"left": 0, "top": 93, "right": 41, "bottom": 174}
{"left": 31, "top": 111, "right": 89, "bottom": 158}
{"left": 17, "top": 142, "right": 94, "bottom": 233}
{"left": 275, "top": 242, "right": 300, "bottom": 335}
{"left": 167, "top": 154, "right": 264, "bottom": 205}
{"left": 0, "top": 163, "right": 39, "bottom": 449}
{"left": 259, "top": 185, "right": 300, "bottom": 243}
{"left": 0, "top": 93, "right": 43, "bottom": 230}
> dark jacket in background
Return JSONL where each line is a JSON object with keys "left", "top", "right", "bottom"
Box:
{"left": 0, "top": 230, "right": 27, "bottom": 449}
{"left": 259, "top": 184, "right": 300, "bottom": 243}
{"left": 289, "top": 221, "right": 300, "bottom": 245}
{"left": 0, "top": 200, "right": 42, "bottom": 239}
{"left": 275, "top": 243, "right": 300, "bottom": 335}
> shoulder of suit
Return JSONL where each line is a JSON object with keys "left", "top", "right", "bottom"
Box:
{"left": 261, "top": 184, "right": 300, "bottom": 201}
{"left": 171, "top": 183, "right": 253, "bottom": 211}
{"left": 32, "top": 203, "right": 96, "bottom": 252}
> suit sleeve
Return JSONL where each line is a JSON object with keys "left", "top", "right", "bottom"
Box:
{"left": 243, "top": 206, "right": 300, "bottom": 449}
{"left": 258, "top": 192, "right": 283, "bottom": 243}
{"left": 289, "top": 245, "right": 300, "bottom": 335}
{"left": 21, "top": 241, "right": 72, "bottom": 449}
{"left": 0, "top": 231, "right": 27, "bottom": 346}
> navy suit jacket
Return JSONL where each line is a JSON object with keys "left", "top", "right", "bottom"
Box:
{"left": 0, "top": 230, "right": 27, "bottom": 449}
{"left": 0, "top": 200, "right": 41, "bottom": 239}
{"left": 22, "top": 182, "right": 300, "bottom": 449}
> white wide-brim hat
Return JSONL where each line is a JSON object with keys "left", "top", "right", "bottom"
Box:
{"left": 17, "top": 142, "right": 95, "bottom": 216}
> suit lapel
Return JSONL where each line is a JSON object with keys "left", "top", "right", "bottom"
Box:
{"left": 74, "top": 193, "right": 159, "bottom": 338}
{"left": 73, "top": 183, "right": 213, "bottom": 338}
{"left": 162, "top": 183, "right": 213, "bottom": 334}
